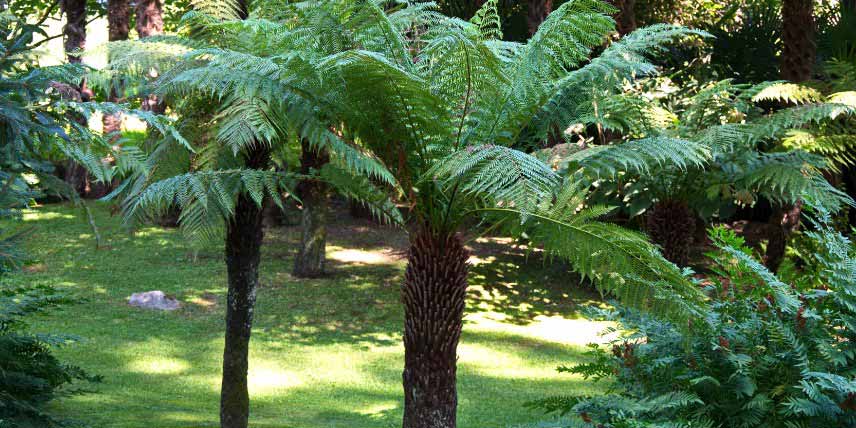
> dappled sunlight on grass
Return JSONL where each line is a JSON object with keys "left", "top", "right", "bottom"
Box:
{"left": 128, "top": 357, "right": 191, "bottom": 375}
{"left": 248, "top": 363, "right": 306, "bottom": 396}
{"left": 328, "top": 247, "right": 402, "bottom": 265}
{"left": 22, "top": 210, "right": 75, "bottom": 221}
{"left": 6, "top": 203, "right": 609, "bottom": 427}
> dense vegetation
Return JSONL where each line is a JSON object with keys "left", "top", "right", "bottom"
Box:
{"left": 0, "top": 0, "right": 854, "bottom": 428}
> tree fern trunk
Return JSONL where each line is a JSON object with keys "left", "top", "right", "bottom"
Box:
{"left": 402, "top": 227, "right": 469, "bottom": 428}
{"left": 293, "top": 140, "right": 330, "bottom": 278}
{"left": 646, "top": 199, "right": 695, "bottom": 266}
{"left": 527, "top": 0, "right": 552, "bottom": 36}
{"left": 781, "top": 0, "right": 815, "bottom": 82}
{"left": 220, "top": 148, "right": 269, "bottom": 428}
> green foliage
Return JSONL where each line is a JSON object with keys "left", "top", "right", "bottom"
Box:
{"left": 100, "top": 0, "right": 711, "bottom": 325}
{"left": 0, "top": 285, "right": 101, "bottom": 428}
{"left": 528, "top": 216, "right": 856, "bottom": 428}
{"left": 557, "top": 78, "right": 856, "bottom": 222}
{"left": 0, "top": 12, "right": 110, "bottom": 427}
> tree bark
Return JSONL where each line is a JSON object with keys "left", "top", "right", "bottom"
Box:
{"left": 220, "top": 148, "right": 269, "bottom": 428}
{"left": 293, "top": 140, "right": 330, "bottom": 278}
{"left": 402, "top": 227, "right": 469, "bottom": 428}
{"left": 527, "top": 0, "right": 553, "bottom": 37}
{"left": 646, "top": 199, "right": 695, "bottom": 266}
{"left": 136, "top": 0, "right": 166, "bottom": 113}
{"left": 610, "top": 0, "right": 636, "bottom": 36}
{"left": 135, "top": 0, "right": 164, "bottom": 37}
{"left": 781, "top": 0, "right": 815, "bottom": 82}
{"left": 60, "top": 0, "right": 95, "bottom": 196}
{"left": 103, "top": 0, "right": 130, "bottom": 142}
{"left": 61, "top": 0, "right": 86, "bottom": 64}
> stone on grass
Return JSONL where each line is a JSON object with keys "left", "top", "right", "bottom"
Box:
{"left": 128, "top": 291, "right": 181, "bottom": 311}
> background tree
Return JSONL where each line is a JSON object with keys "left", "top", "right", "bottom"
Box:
{"left": 60, "top": 0, "right": 91, "bottom": 195}
{"left": 526, "top": 0, "right": 551, "bottom": 35}
{"left": 137, "top": 0, "right": 165, "bottom": 113}
{"left": 781, "top": 0, "right": 815, "bottom": 82}
{"left": 102, "top": 0, "right": 130, "bottom": 142}
{"left": 293, "top": 140, "right": 330, "bottom": 277}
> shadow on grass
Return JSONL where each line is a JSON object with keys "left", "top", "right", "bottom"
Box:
{"left": 10, "top": 203, "right": 605, "bottom": 428}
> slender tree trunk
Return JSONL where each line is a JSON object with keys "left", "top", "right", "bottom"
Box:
{"left": 103, "top": 0, "right": 130, "bottom": 141}
{"left": 220, "top": 148, "right": 269, "bottom": 428}
{"left": 220, "top": 1, "right": 262, "bottom": 424}
{"left": 61, "top": 0, "right": 94, "bottom": 196}
{"left": 402, "top": 227, "right": 469, "bottom": 428}
{"left": 136, "top": 0, "right": 165, "bottom": 113}
{"left": 293, "top": 140, "right": 330, "bottom": 278}
{"left": 527, "top": 0, "right": 553, "bottom": 37}
{"left": 62, "top": 0, "right": 86, "bottom": 64}
{"left": 781, "top": 0, "right": 815, "bottom": 82}
{"left": 610, "top": 0, "right": 636, "bottom": 36}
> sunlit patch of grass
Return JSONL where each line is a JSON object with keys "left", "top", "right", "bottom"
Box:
{"left": 3, "top": 202, "right": 607, "bottom": 428}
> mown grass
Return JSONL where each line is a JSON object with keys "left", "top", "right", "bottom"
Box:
{"left": 5, "top": 202, "right": 607, "bottom": 428}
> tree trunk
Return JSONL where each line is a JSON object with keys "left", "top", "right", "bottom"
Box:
{"left": 764, "top": 201, "right": 802, "bottom": 273}
{"left": 611, "top": 0, "right": 636, "bottom": 36}
{"left": 767, "top": 0, "right": 813, "bottom": 271}
{"left": 781, "top": 0, "right": 815, "bottom": 82}
{"left": 61, "top": 0, "right": 86, "bottom": 64}
{"left": 135, "top": 0, "right": 164, "bottom": 37}
{"left": 220, "top": 147, "right": 269, "bottom": 428}
{"left": 136, "top": 0, "right": 166, "bottom": 113}
{"left": 60, "top": 0, "right": 95, "bottom": 197}
{"left": 527, "top": 0, "right": 553, "bottom": 37}
{"left": 293, "top": 140, "right": 330, "bottom": 278}
{"left": 402, "top": 227, "right": 469, "bottom": 428}
{"left": 646, "top": 199, "right": 695, "bottom": 266}
{"left": 103, "top": 0, "right": 130, "bottom": 141}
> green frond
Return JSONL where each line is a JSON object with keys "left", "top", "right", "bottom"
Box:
{"left": 190, "top": 0, "right": 243, "bottom": 20}
{"left": 523, "top": 0, "right": 617, "bottom": 78}
{"left": 738, "top": 151, "right": 854, "bottom": 210}
{"left": 126, "top": 169, "right": 295, "bottom": 237}
{"left": 751, "top": 82, "right": 824, "bottom": 105}
{"left": 469, "top": 0, "right": 502, "bottom": 40}
{"left": 482, "top": 184, "right": 707, "bottom": 325}
{"left": 428, "top": 145, "right": 559, "bottom": 215}
{"left": 565, "top": 137, "right": 709, "bottom": 179}
{"left": 318, "top": 164, "right": 403, "bottom": 226}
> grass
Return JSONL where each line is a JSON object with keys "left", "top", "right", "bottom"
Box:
{"left": 5, "top": 202, "right": 608, "bottom": 428}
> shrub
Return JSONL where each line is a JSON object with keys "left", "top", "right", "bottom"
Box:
{"left": 528, "top": 211, "right": 856, "bottom": 428}
{"left": 0, "top": 284, "right": 101, "bottom": 428}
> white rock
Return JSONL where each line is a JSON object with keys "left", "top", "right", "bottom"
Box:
{"left": 128, "top": 291, "right": 181, "bottom": 311}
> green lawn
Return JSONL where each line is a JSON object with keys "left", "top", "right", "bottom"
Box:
{"left": 6, "top": 203, "right": 607, "bottom": 428}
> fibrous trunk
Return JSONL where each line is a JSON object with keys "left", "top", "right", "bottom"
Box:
{"left": 527, "top": 0, "right": 553, "bottom": 36}
{"left": 220, "top": 148, "right": 269, "bottom": 428}
{"left": 781, "top": 0, "right": 815, "bottom": 82}
{"left": 402, "top": 227, "right": 469, "bottom": 428}
{"left": 293, "top": 140, "right": 330, "bottom": 278}
{"left": 646, "top": 199, "right": 695, "bottom": 266}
